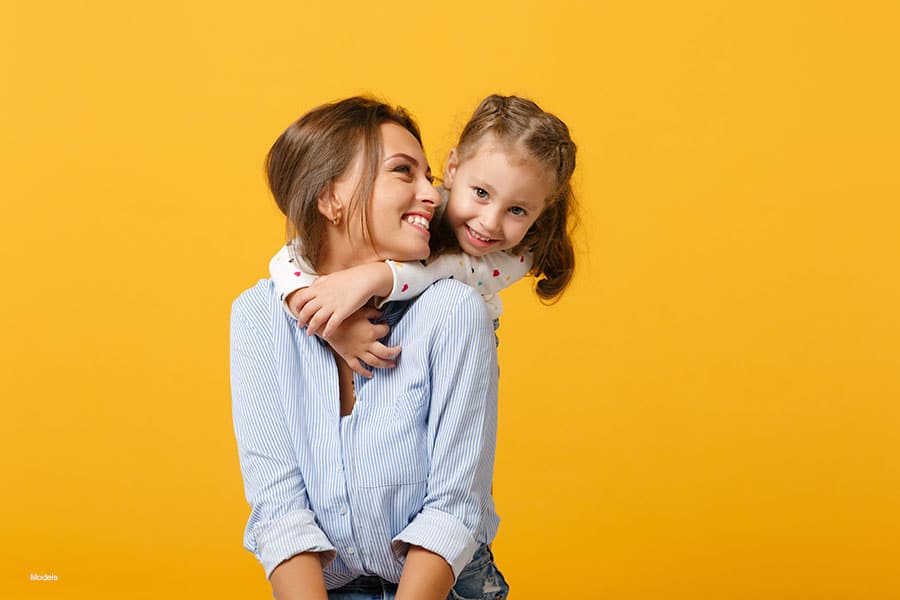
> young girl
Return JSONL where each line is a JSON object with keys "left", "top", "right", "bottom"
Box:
{"left": 269, "top": 94, "right": 578, "bottom": 376}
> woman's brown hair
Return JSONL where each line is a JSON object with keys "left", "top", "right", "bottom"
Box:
{"left": 266, "top": 96, "right": 423, "bottom": 271}
{"left": 437, "top": 94, "right": 578, "bottom": 301}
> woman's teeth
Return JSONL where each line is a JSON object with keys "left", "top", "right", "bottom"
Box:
{"left": 405, "top": 215, "right": 429, "bottom": 230}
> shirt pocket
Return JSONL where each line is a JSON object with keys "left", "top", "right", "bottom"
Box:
{"left": 357, "top": 387, "right": 429, "bottom": 488}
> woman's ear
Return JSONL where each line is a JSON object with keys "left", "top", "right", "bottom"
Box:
{"left": 317, "top": 185, "right": 342, "bottom": 226}
{"left": 443, "top": 148, "right": 459, "bottom": 189}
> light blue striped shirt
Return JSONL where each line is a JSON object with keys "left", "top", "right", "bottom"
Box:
{"left": 230, "top": 278, "right": 500, "bottom": 588}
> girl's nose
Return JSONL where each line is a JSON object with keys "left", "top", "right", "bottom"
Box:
{"left": 481, "top": 209, "right": 503, "bottom": 235}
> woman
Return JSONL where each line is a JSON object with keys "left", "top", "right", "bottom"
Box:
{"left": 230, "top": 97, "right": 508, "bottom": 600}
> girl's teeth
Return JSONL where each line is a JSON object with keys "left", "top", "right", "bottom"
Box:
{"left": 469, "top": 227, "right": 491, "bottom": 242}
{"left": 405, "top": 215, "right": 429, "bottom": 230}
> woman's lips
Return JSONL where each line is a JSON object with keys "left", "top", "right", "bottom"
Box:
{"left": 403, "top": 213, "right": 431, "bottom": 237}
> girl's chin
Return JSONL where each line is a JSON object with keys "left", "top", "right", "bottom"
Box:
{"left": 458, "top": 242, "right": 492, "bottom": 257}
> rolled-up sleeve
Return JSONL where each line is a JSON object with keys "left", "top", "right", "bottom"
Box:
{"left": 391, "top": 285, "right": 499, "bottom": 579}
{"left": 230, "top": 289, "right": 336, "bottom": 578}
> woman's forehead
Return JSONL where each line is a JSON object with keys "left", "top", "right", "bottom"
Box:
{"left": 380, "top": 122, "right": 425, "bottom": 155}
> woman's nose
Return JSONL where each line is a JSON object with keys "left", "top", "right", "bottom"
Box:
{"left": 420, "top": 182, "right": 442, "bottom": 207}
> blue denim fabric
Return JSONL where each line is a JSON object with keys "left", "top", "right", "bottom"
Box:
{"left": 327, "top": 545, "right": 508, "bottom": 600}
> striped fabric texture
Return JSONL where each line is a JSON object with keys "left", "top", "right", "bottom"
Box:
{"left": 230, "top": 278, "right": 500, "bottom": 588}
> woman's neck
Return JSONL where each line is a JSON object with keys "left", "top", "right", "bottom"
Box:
{"left": 316, "top": 226, "right": 379, "bottom": 275}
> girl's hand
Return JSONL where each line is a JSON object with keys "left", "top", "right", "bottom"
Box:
{"left": 287, "top": 263, "right": 393, "bottom": 338}
{"left": 323, "top": 307, "right": 401, "bottom": 378}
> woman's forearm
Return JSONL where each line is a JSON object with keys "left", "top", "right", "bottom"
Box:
{"left": 269, "top": 552, "right": 329, "bottom": 600}
{"left": 395, "top": 545, "right": 454, "bottom": 600}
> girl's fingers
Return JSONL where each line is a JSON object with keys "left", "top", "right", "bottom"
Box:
{"left": 373, "top": 323, "right": 390, "bottom": 339}
{"left": 369, "top": 342, "right": 401, "bottom": 361}
{"left": 287, "top": 288, "right": 309, "bottom": 317}
{"left": 306, "top": 308, "right": 334, "bottom": 337}
{"left": 321, "top": 310, "right": 351, "bottom": 339}
{"left": 296, "top": 298, "right": 321, "bottom": 329}
{"left": 348, "top": 358, "right": 373, "bottom": 379}
{"left": 362, "top": 352, "right": 396, "bottom": 370}
{"left": 289, "top": 289, "right": 313, "bottom": 322}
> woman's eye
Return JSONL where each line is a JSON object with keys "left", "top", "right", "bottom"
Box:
{"left": 509, "top": 206, "right": 527, "bottom": 217}
{"left": 392, "top": 164, "right": 412, "bottom": 175}
{"left": 474, "top": 187, "right": 488, "bottom": 199}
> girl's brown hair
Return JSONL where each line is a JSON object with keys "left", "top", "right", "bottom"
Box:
{"left": 440, "top": 94, "right": 578, "bottom": 301}
{"left": 266, "top": 96, "right": 423, "bottom": 271}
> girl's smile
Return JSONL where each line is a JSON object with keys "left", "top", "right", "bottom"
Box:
{"left": 442, "top": 138, "right": 554, "bottom": 257}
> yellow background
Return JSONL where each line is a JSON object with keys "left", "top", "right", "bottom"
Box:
{"left": 2, "top": 1, "right": 898, "bottom": 598}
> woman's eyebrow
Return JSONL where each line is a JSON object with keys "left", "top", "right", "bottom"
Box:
{"left": 384, "top": 153, "right": 419, "bottom": 166}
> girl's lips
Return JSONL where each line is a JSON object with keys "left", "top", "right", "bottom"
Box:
{"left": 464, "top": 224, "right": 498, "bottom": 249}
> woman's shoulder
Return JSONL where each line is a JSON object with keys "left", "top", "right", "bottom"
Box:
{"left": 415, "top": 278, "right": 492, "bottom": 329}
{"left": 231, "top": 279, "right": 282, "bottom": 331}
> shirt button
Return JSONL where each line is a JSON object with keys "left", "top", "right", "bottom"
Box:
{"left": 339, "top": 505, "right": 348, "bottom": 515}
{"left": 347, "top": 547, "right": 356, "bottom": 555}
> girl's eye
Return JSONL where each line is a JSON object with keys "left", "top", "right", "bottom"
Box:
{"left": 474, "top": 187, "right": 488, "bottom": 199}
{"left": 392, "top": 164, "right": 412, "bottom": 175}
{"left": 509, "top": 206, "right": 527, "bottom": 217}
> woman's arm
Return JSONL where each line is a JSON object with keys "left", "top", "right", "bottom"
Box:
{"left": 393, "top": 282, "right": 499, "bottom": 586}
{"left": 231, "top": 288, "right": 334, "bottom": 593}
{"left": 270, "top": 553, "right": 329, "bottom": 600}
{"left": 395, "top": 546, "right": 454, "bottom": 600}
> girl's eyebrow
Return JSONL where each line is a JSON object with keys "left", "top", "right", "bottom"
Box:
{"left": 472, "top": 180, "right": 498, "bottom": 196}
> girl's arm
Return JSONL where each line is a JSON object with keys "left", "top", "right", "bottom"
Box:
{"left": 269, "top": 243, "right": 318, "bottom": 312}
{"left": 271, "top": 244, "right": 398, "bottom": 378}
{"left": 382, "top": 250, "right": 534, "bottom": 303}
{"left": 292, "top": 262, "right": 394, "bottom": 337}
{"left": 231, "top": 290, "right": 335, "bottom": 589}
{"left": 296, "top": 250, "right": 534, "bottom": 337}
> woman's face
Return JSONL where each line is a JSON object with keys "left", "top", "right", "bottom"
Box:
{"left": 334, "top": 123, "right": 441, "bottom": 262}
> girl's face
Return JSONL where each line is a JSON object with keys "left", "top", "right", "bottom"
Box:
{"left": 331, "top": 123, "right": 441, "bottom": 263}
{"left": 443, "top": 137, "right": 554, "bottom": 257}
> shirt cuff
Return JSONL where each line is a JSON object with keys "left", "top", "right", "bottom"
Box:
{"left": 390, "top": 507, "right": 478, "bottom": 581}
{"left": 252, "top": 509, "right": 337, "bottom": 579}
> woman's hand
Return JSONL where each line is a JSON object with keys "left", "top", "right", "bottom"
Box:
{"left": 287, "top": 263, "right": 394, "bottom": 338}
{"left": 323, "top": 307, "right": 400, "bottom": 378}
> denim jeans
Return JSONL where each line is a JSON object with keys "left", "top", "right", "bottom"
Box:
{"left": 327, "top": 545, "right": 509, "bottom": 600}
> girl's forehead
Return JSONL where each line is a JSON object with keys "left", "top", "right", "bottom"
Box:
{"left": 463, "top": 137, "right": 554, "bottom": 184}
{"left": 463, "top": 135, "right": 526, "bottom": 164}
